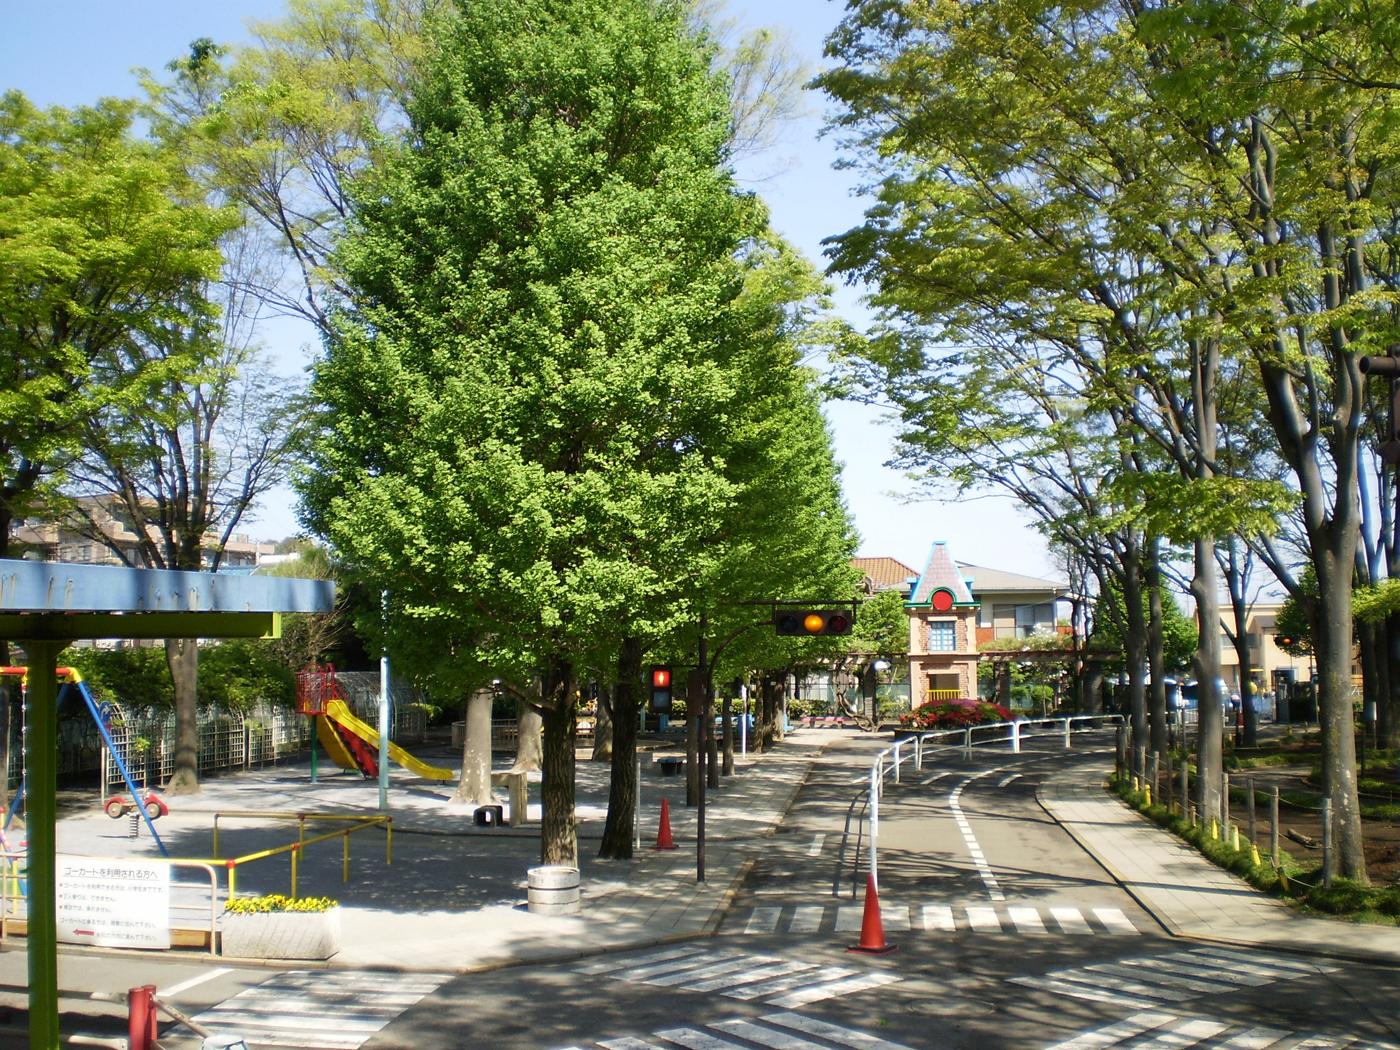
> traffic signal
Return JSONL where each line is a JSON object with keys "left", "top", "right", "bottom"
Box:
{"left": 1276, "top": 634, "right": 1295, "bottom": 648}
{"left": 649, "top": 665, "right": 672, "bottom": 713}
{"left": 774, "top": 609, "right": 854, "bottom": 636}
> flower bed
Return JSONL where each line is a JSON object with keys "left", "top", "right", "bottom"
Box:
{"left": 222, "top": 895, "right": 341, "bottom": 960}
{"left": 900, "top": 697, "right": 1014, "bottom": 731}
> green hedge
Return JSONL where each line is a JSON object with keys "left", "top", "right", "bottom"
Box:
{"left": 1111, "top": 775, "right": 1400, "bottom": 924}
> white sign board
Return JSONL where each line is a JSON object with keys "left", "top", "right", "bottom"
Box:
{"left": 57, "top": 855, "right": 171, "bottom": 949}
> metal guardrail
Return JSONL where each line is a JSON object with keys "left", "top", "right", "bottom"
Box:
{"left": 212, "top": 810, "right": 393, "bottom": 904}
{"left": 864, "top": 714, "right": 1125, "bottom": 887}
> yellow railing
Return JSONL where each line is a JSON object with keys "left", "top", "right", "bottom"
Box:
{"left": 926, "top": 689, "right": 961, "bottom": 702}
{"left": 212, "top": 810, "right": 393, "bottom": 900}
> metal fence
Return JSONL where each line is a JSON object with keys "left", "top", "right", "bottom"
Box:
{"left": 0, "top": 672, "right": 430, "bottom": 793}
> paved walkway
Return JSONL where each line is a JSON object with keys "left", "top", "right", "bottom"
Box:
{"left": 36, "top": 726, "right": 867, "bottom": 975}
{"left": 1040, "top": 759, "right": 1400, "bottom": 967}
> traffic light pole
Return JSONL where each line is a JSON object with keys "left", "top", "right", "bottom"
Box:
{"left": 692, "top": 612, "right": 776, "bottom": 883}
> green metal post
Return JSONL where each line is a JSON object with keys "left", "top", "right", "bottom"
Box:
{"left": 27, "top": 639, "right": 63, "bottom": 1050}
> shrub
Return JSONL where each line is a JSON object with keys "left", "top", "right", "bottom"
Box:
{"left": 901, "top": 697, "right": 1014, "bottom": 730}
{"left": 225, "top": 894, "right": 337, "bottom": 914}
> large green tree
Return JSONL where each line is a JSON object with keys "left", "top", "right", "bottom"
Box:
{"left": 306, "top": 0, "right": 777, "bottom": 867}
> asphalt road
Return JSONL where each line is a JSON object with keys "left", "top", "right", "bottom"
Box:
{"left": 5, "top": 732, "right": 1399, "bottom": 1049}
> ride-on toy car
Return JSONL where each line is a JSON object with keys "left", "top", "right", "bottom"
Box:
{"left": 103, "top": 792, "right": 168, "bottom": 820}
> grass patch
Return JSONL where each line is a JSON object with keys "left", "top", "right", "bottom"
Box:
{"left": 1110, "top": 774, "right": 1398, "bottom": 924}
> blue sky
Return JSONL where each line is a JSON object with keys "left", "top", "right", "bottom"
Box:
{"left": 0, "top": 0, "right": 1056, "bottom": 579}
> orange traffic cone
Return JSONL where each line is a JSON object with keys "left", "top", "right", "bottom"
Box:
{"left": 848, "top": 873, "right": 897, "bottom": 954}
{"left": 653, "top": 797, "right": 678, "bottom": 850}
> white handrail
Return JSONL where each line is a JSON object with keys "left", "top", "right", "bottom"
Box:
{"left": 863, "top": 713, "right": 1124, "bottom": 890}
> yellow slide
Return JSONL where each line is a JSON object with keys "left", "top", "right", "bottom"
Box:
{"left": 315, "top": 714, "right": 360, "bottom": 772}
{"left": 324, "top": 699, "right": 456, "bottom": 781}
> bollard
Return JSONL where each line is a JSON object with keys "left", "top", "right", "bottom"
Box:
{"left": 1064, "top": 718, "right": 1072, "bottom": 750}
{"left": 1230, "top": 824, "right": 1239, "bottom": 850}
{"left": 128, "top": 985, "right": 158, "bottom": 1050}
{"left": 964, "top": 727, "right": 972, "bottom": 758}
{"left": 1209, "top": 818, "right": 1218, "bottom": 841}
{"left": 893, "top": 741, "right": 902, "bottom": 784}
{"left": 1270, "top": 786, "right": 1280, "bottom": 868}
{"left": 915, "top": 735, "right": 923, "bottom": 771}
{"left": 1322, "top": 798, "right": 1333, "bottom": 888}
{"left": 1010, "top": 721, "right": 1021, "bottom": 754}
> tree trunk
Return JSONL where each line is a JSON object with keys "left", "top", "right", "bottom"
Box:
{"left": 1357, "top": 619, "right": 1381, "bottom": 756}
{"left": 721, "top": 689, "right": 734, "bottom": 776}
{"left": 452, "top": 687, "right": 496, "bottom": 806}
{"left": 163, "top": 638, "right": 201, "bottom": 795}
{"left": 1080, "top": 663, "right": 1104, "bottom": 714}
{"left": 591, "top": 683, "right": 613, "bottom": 763}
{"left": 1313, "top": 550, "right": 1369, "bottom": 883}
{"left": 539, "top": 656, "right": 577, "bottom": 867}
{"left": 599, "top": 637, "right": 641, "bottom": 859}
{"left": 1191, "top": 539, "right": 1224, "bottom": 826}
{"left": 758, "top": 674, "right": 777, "bottom": 751}
{"left": 1383, "top": 612, "right": 1400, "bottom": 750}
{"left": 512, "top": 698, "right": 543, "bottom": 773}
{"left": 1146, "top": 539, "right": 1168, "bottom": 756}
{"left": 1121, "top": 545, "right": 1149, "bottom": 755}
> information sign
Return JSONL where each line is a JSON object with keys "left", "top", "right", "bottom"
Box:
{"left": 57, "top": 855, "right": 171, "bottom": 949}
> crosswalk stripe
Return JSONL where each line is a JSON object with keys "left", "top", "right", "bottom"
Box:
{"left": 178, "top": 970, "right": 451, "bottom": 1050}
{"left": 1091, "top": 907, "right": 1137, "bottom": 934}
{"left": 1148, "top": 1018, "right": 1231, "bottom": 1047}
{"left": 710, "top": 1018, "right": 829, "bottom": 1049}
{"left": 576, "top": 947, "right": 689, "bottom": 975}
{"left": 1009, "top": 974, "right": 1143, "bottom": 1009}
{"left": 685, "top": 961, "right": 809, "bottom": 993}
{"left": 966, "top": 906, "right": 1002, "bottom": 931}
{"left": 881, "top": 905, "right": 911, "bottom": 931}
{"left": 654, "top": 1028, "right": 747, "bottom": 1049}
{"left": 762, "top": 1012, "right": 915, "bottom": 1050}
{"left": 1188, "top": 946, "right": 1336, "bottom": 977}
{"left": 1009, "top": 906, "right": 1045, "bottom": 933}
{"left": 835, "top": 906, "right": 864, "bottom": 932}
{"left": 645, "top": 957, "right": 759, "bottom": 987}
{"left": 765, "top": 971, "right": 901, "bottom": 1009}
{"left": 921, "top": 904, "right": 956, "bottom": 931}
{"left": 1084, "top": 962, "right": 1221, "bottom": 995}
{"left": 806, "top": 833, "right": 825, "bottom": 857}
{"left": 1217, "top": 1026, "right": 1293, "bottom": 1048}
{"left": 790, "top": 904, "right": 824, "bottom": 932}
{"left": 597, "top": 1038, "right": 666, "bottom": 1049}
{"left": 1043, "top": 1011, "right": 1178, "bottom": 1049}
{"left": 724, "top": 965, "right": 854, "bottom": 1001}
{"left": 1051, "top": 906, "right": 1092, "bottom": 934}
{"left": 746, "top": 906, "right": 782, "bottom": 933}
{"left": 620, "top": 951, "right": 746, "bottom": 981}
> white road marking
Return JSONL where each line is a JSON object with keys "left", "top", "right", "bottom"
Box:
{"left": 725, "top": 965, "right": 853, "bottom": 1002}
{"left": 597, "top": 1041, "right": 662, "bottom": 1050}
{"left": 920, "top": 771, "right": 950, "bottom": 785}
{"left": 654, "top": 1029, "right": 748, "bottom": 1049}
{"left": 789, "top": 904, "right": 824, "bottom": 932}
{"left": 949, "top": 770, "right": 1004, "bottom": 901}
{"left": 762, "top": 1012, "right": 916, "bottom": 1049}
{"left": 1043, "top": 1012, "right": 1178, "bottom": 1050}
{"left": 709, "top": 1018, "right": 829, "bottom": 1049}
{"left": 1091, "top": 907, "right": 1138, "bottom": 934}
{"left": 159, "top": 967, "right": 232, "bottom": 998}
{"left": 1218, "top": 1027, "right": 1294, "bottom": 1048}
{"left": 921, "top": 903, "right": 956, "bottom": 931}
{"left": 965, "top": 905, "right": 1002, "bottom": 932}
{"left": 997, "top": 773, "right": 1021, "bottom": 788}
{"left": 806, "top": 833, "right": 825, "bottom": 857}
{"left": 576, "top": 946, "right": 689, "bottom": 975}
{"left": 745, "top": 906, "right": 781, "bottom": 934}
{"left": 765, "top": 971, "right": 900, "bottom": 1009}
{"left": 1051, "top": 906, "right": 1092, "bottom": 934}
{"left": 1009, "top": 906, "right": 1045, "bottom": 933}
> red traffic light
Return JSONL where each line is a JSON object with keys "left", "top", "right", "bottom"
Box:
{"left": 651, "top": 668, "right": 671, "bottom": 688}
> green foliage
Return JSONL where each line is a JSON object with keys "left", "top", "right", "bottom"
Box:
{"left": 852, "top": 589, "right": 909, "bottom": 659}
{"left": 60, "top": 641, "right": 294, "bottom": 712}
{"left": 1089, "top": 580, "right": 1197, "bottom": 671}
{"left": 225, "top": 894, "right": 337, "bottom": 914}
{"left": 0, "top": 90, "right": 232, "bottom": 551}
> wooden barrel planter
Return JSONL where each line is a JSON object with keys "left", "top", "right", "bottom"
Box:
{"left": 526, "top": 865, "right": 580, "bottom": 916}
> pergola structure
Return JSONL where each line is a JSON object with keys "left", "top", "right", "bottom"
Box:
{"left": 0, "top": 558, "right": 335, "bottom": 1050}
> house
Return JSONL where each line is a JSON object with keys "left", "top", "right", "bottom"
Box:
{"left": 855, "top": 544, "right": 1072, "bottom": 708}
{"left": 13, "top": 497, "right": 275, "bottom": 571}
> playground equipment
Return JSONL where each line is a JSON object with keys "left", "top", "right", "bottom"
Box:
{"left": 103, "top": 792, "right": 169, "bottom": 821}
{"left": 296, "top": 666, "right": 453, "bottom": 782}
{"left": 0, "top": 666, "right": 168, "bottom": 856}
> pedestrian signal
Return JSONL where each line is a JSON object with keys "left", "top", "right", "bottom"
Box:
{"left": 649, "top": 666, "right": 672, "bottom": 712}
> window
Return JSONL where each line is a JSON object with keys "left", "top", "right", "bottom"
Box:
{"left": 977, "top": 604, "right": 993, "bottom": 627}
{"left": 927, "top": 620, "right": 956, "bottom": 652}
